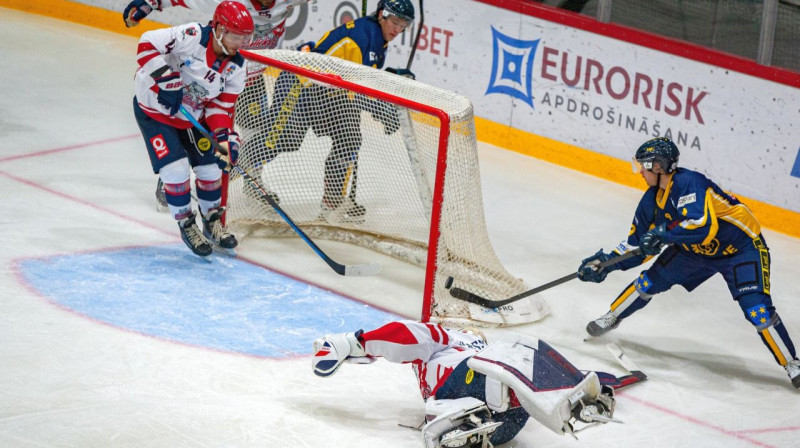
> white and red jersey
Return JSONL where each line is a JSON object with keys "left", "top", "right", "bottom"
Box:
{"left": 360, "top": 320, "right": 488, "bottom": 400}
{"left": 135, "top": 22, "right": 247, "bottom": 131}
{"left": 160, "top": 0, "right": 309, "bottom": 51}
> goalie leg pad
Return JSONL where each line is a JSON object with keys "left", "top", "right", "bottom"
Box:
{"left": 467, "top": 336, "right": 617, "bottom": 435}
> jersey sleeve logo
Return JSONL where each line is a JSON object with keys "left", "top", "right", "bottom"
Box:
{"left": 677, "top": 193, "right": 697, "bottom": 208}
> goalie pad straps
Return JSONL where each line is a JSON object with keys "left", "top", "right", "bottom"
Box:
{"left": 484, "top": 376, "right": 509, "bottom": 413}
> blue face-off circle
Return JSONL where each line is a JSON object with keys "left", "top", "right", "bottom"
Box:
{"left": 18, "top": 245, "right": 399, "bottom": 358}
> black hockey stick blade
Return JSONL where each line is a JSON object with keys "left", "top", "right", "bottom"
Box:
{"left": 178, "top": 107, "right": 381, "bottom": 277}
{"left": 449, "top": 249, "right": 642, "bottom": 308}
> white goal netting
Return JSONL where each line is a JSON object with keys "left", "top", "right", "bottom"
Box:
{"left": 227, "top": 49, "right": 549, "bottom": 326}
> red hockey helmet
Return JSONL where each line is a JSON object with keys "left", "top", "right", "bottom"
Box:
{"left": 212, "top": 1, "right": 255, "bottom": 35}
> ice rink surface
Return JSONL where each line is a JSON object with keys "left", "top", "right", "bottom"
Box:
{"left": 2, "top": 8, "right": 799, "bottom": 448}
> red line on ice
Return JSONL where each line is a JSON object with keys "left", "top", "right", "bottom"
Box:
{"left": 0, "top": 134, "right": 139, "bottom": 163}
{"left": 0, "top": 170, "right": 171, "bottom": 237}
{"left": 619, "top": 392, "right": 789, "bottom": 448}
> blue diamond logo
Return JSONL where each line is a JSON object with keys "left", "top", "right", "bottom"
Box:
{"left": 486, "top": 27, "right": 540, "bottom": 108}
{"left": 792, "top": 147, "right": 800, "bottom": 179}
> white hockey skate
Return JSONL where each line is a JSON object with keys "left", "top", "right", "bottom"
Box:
{"left": 439, "top": 413, "right": 502, "bottom": 448}
{"left": 422, "top": 397, "right": 502, "bottom": 448}
{"left": 786, "top": 359, "right": 800, "bottom": 389}
{"left": 318, "top": 196, "right": 366, "bottom": 224}
{"left": 586, "top": 310, "right": 620, "bottom": 337}
{"left": 567, "top": 386, "right": 620, "bottom": 435}
{"left": 341, "top": 196, "right": 366, "bottom": 223}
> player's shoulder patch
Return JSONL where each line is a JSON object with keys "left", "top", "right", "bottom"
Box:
{"left": 180, "top": 22, "right": 202, "bottom": 36}
{"left": 230, "top": 52, "right": 246, "bottom": 68}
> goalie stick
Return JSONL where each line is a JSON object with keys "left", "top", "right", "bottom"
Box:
{"left": 606, "top": 343, "right": 648, "bottom": 386}
{"left": 178, "top": 106, "right": 382, "bottom": 277}
{"left": 447, "top": 249, "right": 643, "bottom": 308}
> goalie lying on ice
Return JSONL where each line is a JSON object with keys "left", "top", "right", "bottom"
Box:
{"left": 312, "top": 320, "right": 645, "bottom": 447}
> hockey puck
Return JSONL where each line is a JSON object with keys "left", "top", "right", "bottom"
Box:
{"left": 444, "top": 276, "right": 453, "bottom": 289}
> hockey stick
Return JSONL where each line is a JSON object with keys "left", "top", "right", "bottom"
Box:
{"left": 406, "top": 0, "right": 423, "bottom": 70}
{"left": 606, "top": 343, "right": 648, "bottom": 386}
{"left": 178, "top": 106, "right": 382, "bottom": 276}
{"left": 447, "top": 249, "right": 643, "bottom": 308}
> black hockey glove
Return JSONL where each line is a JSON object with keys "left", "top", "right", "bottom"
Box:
{"left": 375, "top": 104, "right": 400, "bottom": 135}
{"left": 639, "top": 223, "right": 667, "bottom": 256}
{"left": 360, "top": 96, "right": 400, "bottom": 135}
{"left": 385, "top": 67, "right": 416, "bottom": 80}
{"left": 152, "top": 67, "right": 184, "bottom": 116}
{"left": 577, "top": 249, "right": 617, "bottom": 283}
{"left": 123, "top": 0, "right": 160, "bottom": 27}
{"left": 213, "top": 129, "right": 240, "bottom": 171}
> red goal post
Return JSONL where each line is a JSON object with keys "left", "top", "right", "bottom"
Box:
{"left": 228, "top": 49, "right": 549, "bottom": 326}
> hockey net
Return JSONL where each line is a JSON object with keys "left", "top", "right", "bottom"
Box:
{"left": 227, "top": 49, "right": 549, "bottom": 326}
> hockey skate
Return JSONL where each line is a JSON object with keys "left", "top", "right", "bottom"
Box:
{"left": 317, "top": 198, "right": 337, "bottom": 222}
{"left": 342, "top": 196, "right": 366, "bottom": 223}
{"left": 155, "top": 178, "right": 168, "bottom": 212}
{"left": 179, "top": 212, "right": 213, "bottom": 258}
{"left": 312, "top": 330, "right": 374, "bottom": 377}
{"left": 567, "top": 385, "right": 620, "bottom": 434}
{"left": 438, "top": 411, "right": 502, "bottom": 448}
{"left": 422, "top": 397, "right": 502, "bottom": 448}
{"left": 786, "top": 359, "right": 800, "bottom": 389}
{"left": 318, "top": 195, "right": 366, "bottom": 224}
{"left": 202, "top": 207, "right": 238, "bottom": 256}
{"left": 586, "top": 311, "right": 621, "bottom": 337}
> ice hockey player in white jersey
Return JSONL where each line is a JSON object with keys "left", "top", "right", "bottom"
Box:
{"left": 313, "top": 320, "right": 646, "bottom": 448}
{"left": 131, "top": 1, "right": 253, "bottom": 257}
{"left": 123, "top": 0, "right": 311, "bottom": 210}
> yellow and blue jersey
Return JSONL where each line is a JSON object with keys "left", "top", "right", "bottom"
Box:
{"left": 621, "top": 168, "right": 761, "bottom": 266}
{"left": 312, "top": 16, "right": 388, "bottom": 68}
